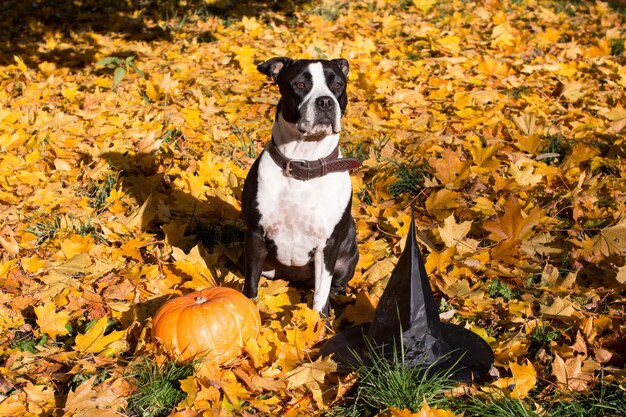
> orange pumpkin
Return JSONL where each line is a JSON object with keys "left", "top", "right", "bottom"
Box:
{"left": 152, "top": 287, "right": 261, "bottom": 364}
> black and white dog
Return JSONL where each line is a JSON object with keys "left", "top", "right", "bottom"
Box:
{"left": 241, "top": 57, "right": 361, "bottom": 314}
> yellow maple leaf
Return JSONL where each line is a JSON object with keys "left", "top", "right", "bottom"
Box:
{"left": 426, "top": 189, "right": 462, "bottom": 216}
{"left": 61, "top": 86, "right": 81, "bottom": 102}
{"left": 428, "top": 148, "right": 471, "bottom": 188}
{"left": 493, "top": 360, "right": 537, "bottom": 399}
{"left": 241, "top": 16, "right": 262, "bottom": 36}
{"left": 509, "top": 160, "right": 543, "bottom": 187}
{"left": 561, "top": 81, "right": 585, "bottom": 102}
{"left": 172, "top": 244, "right": 217, "bottom": 290}
{"left": 438, "top": 214, "right": 471, "bottom": 249}
{"left": 604, "top": 105, "right": 626, "bottom": 122}
{"left": 470, "top": 325, "right": 497, "bottom": 344}
{"left": 122, "top": 193, "right": 157, "bottom": 231}
{"left": 59, "top": 234, "right": 93, "bottom": 260}
{"left": 343, "top": 290, "right": 377, "bottom": 325}
{"left": 587, "top": 39, "right": 611, "bottom": 58}
{"left": 412, "top": 0, "right": 436, "bottom": 12}
{"left": 286, "top": 356, "right": 337, "bottom": 405}
{"left": 144, "top": 80, "right": 159, "bottom": 101}
{"left": 21, "top": 255, "right": 46, "bottom": 274}
{"left": 286, "top": 357, "right": 337, "bottom": 387}
{"left": 74, "top": 316, "right": 126, "bottom": 355}
{"left": 438, "top": 214, "right": 479, "bottom": 256}
{"left": 34, "top": 302, "right": 70, "bottom": 339}
{"left": 595, "top": 219, "right": 626, "bottom": 256}
{"left": 491, "top": 22, "right": 517, "bottom": 51}
{"left": 287, "top": 305, "right": 325, "bottom": 352}
{"left": 23, "top": 382, "right": 55, "bottom": 415}
{"left": 0, "top": 227, "right": 19, "bottom": 256}
{"left": 13, "top": 55, "right": 28, "bottom": 73}
{"left": 244, "top": 329, "right": 273, "bottom": 369}
{"left": 437, "top": 35, "right": 461, "bottom": 55}
{"left": 231, "top": 45, "right": 256, "bottom": 73}
{"left": 181, "top": 108, "right": 203, "bottom": 130}
{"left": 471, "top": 196, "right": 497, "bottom": 216}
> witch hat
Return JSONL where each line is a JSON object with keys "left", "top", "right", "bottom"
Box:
{"left": 321, "top": 207, "right": 494, "bottom": 381}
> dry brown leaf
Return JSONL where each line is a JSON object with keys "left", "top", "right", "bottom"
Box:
{"left": 65, "top": 376, "right": 122, "bottom": 416}
{"left": 552, "top": 354, "right": 593, "bottom": 392}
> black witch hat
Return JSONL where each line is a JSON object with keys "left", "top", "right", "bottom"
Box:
{"left": 321, "top": 208, "right": 493, "bottom": 381}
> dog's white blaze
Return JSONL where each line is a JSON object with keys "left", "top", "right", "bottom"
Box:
{"left": 297, "top": 62, "right": 342, "bottom": 134}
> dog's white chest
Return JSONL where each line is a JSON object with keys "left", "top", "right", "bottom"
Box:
{"left": 256, "top": 152, "right": 351, "bottom": 267}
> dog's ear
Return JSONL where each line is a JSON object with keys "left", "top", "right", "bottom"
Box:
{"left": 257, "top": 57, "right": 292, "bottom": 82}
{"left": 331, "top": 58, "right": 349, "bottom": 77}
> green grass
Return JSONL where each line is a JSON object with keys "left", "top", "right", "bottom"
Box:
{"left": 488, "top": 279, "right": 516, "bottom": 301}
{"left": 540, "top": 133, "right": 571, "bottom": 164}
{"left": 25, "top": 215, "right": 105, "bottom": 243}
{"left": 444, "top": 381, "right": 626, "bottom": 417}
{"left": 96, "top": 55, "right": 146, "bottom": 91}
{"left": 312, "top": 1, "right": 347, "bottom": 21}
{"left": 86, "top": 172, "right": 118, "bottom": 211}
{"left": 10, "top": 331, "right": 48, "bottom": 353}
{"left": 75, "top": 219, "right": 106, "bottom": 242}
{"left": 446, "top": 395, "right": 539, "bottom": 417}
{"left": 125, "top": 357, "right": 195, "bottom": 417}
{"left": 610, "top": 38, "right": 625, "bottom": 57}
{"left": 553, "top": 380, "right": 626, "bottom": 417}
{"left": 528, "top": 323, "right": 560, "bottom": 358}
{"left": 326, "top": 340, "right": 457, "bottom": 416}
{"left": 388, "top": 161, "right": 432, "bottom": 197}
{"left": 24, "top": 217, "right": 62, "bottom": 243}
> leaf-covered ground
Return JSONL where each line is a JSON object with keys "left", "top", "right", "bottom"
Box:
{"left": 1, "top": 0, "right": 625, "bottom": 415}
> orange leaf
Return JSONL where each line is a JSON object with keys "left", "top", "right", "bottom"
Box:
{"left": 428, "top": 148, "right": 471, "bottom": 188}
{"left": 483, "top": 197, "right": 542, "bottom": 242}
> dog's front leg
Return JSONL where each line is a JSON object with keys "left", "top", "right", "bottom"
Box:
{"left": 243, "top": 229, "right": 267, "bottom": 299}
{"left": 313, "top": 249, "right": 333, "bottom": 315}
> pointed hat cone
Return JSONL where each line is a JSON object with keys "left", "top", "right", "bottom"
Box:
{"left": 321, "top": 207, "right": 494, "bottom": 381}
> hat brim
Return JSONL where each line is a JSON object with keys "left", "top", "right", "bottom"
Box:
{"left": 320, "top": 322, "right": 494, "bottom": 381}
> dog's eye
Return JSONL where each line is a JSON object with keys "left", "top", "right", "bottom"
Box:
{"left": 332, "top": 82, "right": 343, "bottom": 90}
{"left": 295, "top": 82, "right": 306, "bottom": 90}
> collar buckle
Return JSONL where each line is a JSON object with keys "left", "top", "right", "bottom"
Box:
{"left": 284, "top": 159, "right": 308, "bottom": 178}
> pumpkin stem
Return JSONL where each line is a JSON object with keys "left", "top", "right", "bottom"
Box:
{"left": 194, "top": 296, "right": 208, "bottom": 304}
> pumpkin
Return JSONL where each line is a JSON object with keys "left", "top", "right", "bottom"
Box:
{"left": 152, "top": 287, "right": 261, "bottom": 364}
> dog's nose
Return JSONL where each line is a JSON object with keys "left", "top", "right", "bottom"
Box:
{"left": 316, "top": 96, "right": 335, "bottom": 111}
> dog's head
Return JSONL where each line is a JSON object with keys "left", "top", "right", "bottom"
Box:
{"left": 258, "top": 57, "right": 349, "bottom": 140}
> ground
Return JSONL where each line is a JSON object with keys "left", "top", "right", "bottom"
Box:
{"left": 0, "top": 0, "right": 625, "bottom": 416}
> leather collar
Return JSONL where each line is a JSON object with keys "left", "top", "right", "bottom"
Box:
{"left": 266, "top": 139, "right": 362, "bottom": 181}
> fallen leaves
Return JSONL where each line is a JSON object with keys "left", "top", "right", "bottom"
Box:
{"left": 286, "top": 356, "right": 337, "bottom": 404}
{"left": 552, "top": 354, "right": 594, "bottom": 392}
{"left": 384, "top": 401, "right": 458, "bottom": 417}
{"left": 65, "top": 376, "right": 123, "bottom": 417}
{"left": 74, "top": 316, "right": 127, "bottom": 355}
{"left": 0, "top": 0, "right": 625, "bottom": 415}
{"left": 493, "top": 361, "right": 537, "bottom": 399}
{"left": 34, "top": 302, "right": 70, "bottom": 339}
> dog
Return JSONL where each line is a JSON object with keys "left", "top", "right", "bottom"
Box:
{"left": 241, "top": 57, "right": 361, "bottom": 315}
